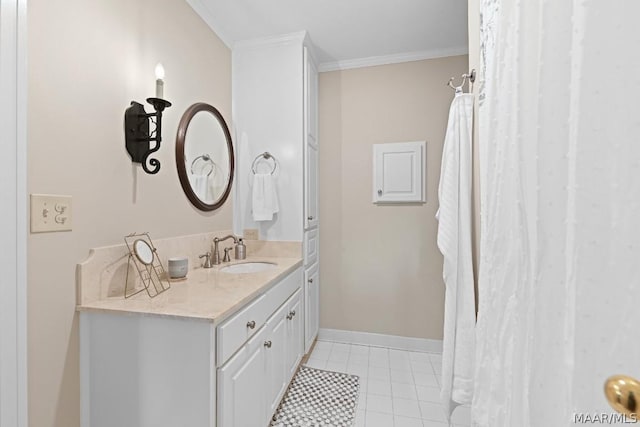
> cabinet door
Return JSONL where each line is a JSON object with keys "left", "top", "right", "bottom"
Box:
{"left": 265, "top": 303, "right": 289, "bottom": 417}
{"left": 303, "top": 228, "right": 318, "bottom": 267}
{"left": 373, "top": 141, "right": 426, "bottom": 203}
{"left": 304, "top": 46, "right": 319, "bottom": 231}
{"left": 304, "top": 47, "right": 318, "bottom": 148}
{"left": 304, "top": 142, "right": 319, "bottom": 229}
{"left": 287, "top": 289, "right": 304, "bottom": 379}
{"left": 304, "top": 263, "right": 320, "bottom": 353}
{"left": 218, "top": 326, "right": 267, "bottom": 427}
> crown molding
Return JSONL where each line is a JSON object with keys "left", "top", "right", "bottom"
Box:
{"left": 233, "top": 31, "right": 308, "bottom": 51}
{"left": 318, "top": 46, "right": 469, "bottom": 73}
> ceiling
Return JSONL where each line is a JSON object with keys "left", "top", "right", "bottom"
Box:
{"left": 187, "top": 0, "right": 468, "bottom": 71}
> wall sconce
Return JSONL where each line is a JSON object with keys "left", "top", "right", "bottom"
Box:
{"left": 124, "top": 63, "right": 172, "bottom": 175}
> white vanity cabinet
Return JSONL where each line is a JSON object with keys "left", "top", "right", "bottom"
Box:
{"left": 80, "top": 266, "right": 303, "bottom": 427}
{"left": 217, "top": 324, "right": 268, "bottom": 427}
{"left": 218, "top": 288, "right": 303, "bottom": 426}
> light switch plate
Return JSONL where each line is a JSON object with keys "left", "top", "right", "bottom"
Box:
{"left": 244, "top": 229, "right": 259, "bottom": 240}
{"left": 30, "top": 194, "right": 73, "bottom": 233}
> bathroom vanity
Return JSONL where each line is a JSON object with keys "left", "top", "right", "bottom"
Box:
{"left": 77, "top": 234, "right": 305, "bottom": 427}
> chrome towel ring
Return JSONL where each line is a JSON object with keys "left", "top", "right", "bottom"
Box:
{"left": 190, "top": 154, "right": 217, "bottom": 177}
{"left": 251, "top": 152, "right": 277, "bottom": 175}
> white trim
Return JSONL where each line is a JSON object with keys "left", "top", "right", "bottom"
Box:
{"left": 16, "top": 0, "right": 28, "bottom": 425}
{"left": 301, "top": 33, "right": 320, "bottom": 68}
{"left": 317, "top": 46, "right": 469, "bottom": 73}
{"left": 79, "top": 313, "right": 91, "bottom": 427}
{"left": 318, "top": 328, "right": 442, "bottom": 354}
{"left": 0, "top": 1, "right": 28, "bottom": 426}
{"left": 233, "top": 31, "right": 307, "bottom": 51}
{"left": 185, "top": 0, "right": 233, "bottom": 49}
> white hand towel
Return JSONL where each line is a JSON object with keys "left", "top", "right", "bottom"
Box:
{"left": 252, "top": 173, "right": 279, "bottom": 221}
{"left": 189, "top": 174, "right": 210, "bottom": 202}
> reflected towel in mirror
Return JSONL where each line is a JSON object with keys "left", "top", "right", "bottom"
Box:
{"left": 189, "top": 174, "right": 210, "bottom": 202}
{"left": 252, "top": 173, "right": 279, "bottom": 221}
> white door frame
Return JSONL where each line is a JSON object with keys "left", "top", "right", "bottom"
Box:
{"left": 0, "top": 1, "right": 28, "bottom": 427}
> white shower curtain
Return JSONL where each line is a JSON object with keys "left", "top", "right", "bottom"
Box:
{"left": 474, "top": 1, "right": 640, "bottom": 426}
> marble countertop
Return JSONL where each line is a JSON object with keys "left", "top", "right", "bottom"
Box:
{"left": 76, "top": 256, "right": 303, "bottom": 324}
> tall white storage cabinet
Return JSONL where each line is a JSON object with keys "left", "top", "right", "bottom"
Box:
{"left": 233, "top": 32, "right": 320, "bottom": 354}
{"left": 303, "top": 47, "right": 320, "bottom": 353}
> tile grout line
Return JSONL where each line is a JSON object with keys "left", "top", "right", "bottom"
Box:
{"left": 410, "top": 353, "right": 425, "bottom": 423}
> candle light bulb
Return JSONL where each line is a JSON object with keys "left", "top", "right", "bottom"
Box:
{"left": 155, "top": 63, "right": 165, "bottom": 80}
{"left": 155, "top": 63, "right": 165, "bottom": 98}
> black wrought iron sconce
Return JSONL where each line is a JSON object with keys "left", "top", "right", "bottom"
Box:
{"left": 124, "top": 64, "right": 172, "bottom": 175}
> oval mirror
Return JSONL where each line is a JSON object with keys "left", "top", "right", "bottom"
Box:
{"left": 176, "top": 103, "right": 234, "bottom": 211}
{"left": 133, "top": 239, "right": 154, "bottom": 265}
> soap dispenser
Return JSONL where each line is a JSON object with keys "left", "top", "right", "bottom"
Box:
{"left": 235, "top": 238, "right": 246, "bottom": 260}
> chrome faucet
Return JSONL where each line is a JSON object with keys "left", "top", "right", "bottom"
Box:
{"left": 213, "top": 235, "right": 238, "bottom": 264}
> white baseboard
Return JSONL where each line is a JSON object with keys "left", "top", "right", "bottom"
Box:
{"left": 318, "top": 328, "right": 442, "bottom": 354}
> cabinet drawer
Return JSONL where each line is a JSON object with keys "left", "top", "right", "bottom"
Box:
{"left": 217, "top": 294, "right": 269, "bottom": 366}
{"left": 303, "top": 228, "right": 318, "bottom": 266}
{"left": 264, "top": 268, "right": 302, "bottom": 321}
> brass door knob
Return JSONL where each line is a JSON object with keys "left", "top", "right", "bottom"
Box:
{"left": 605, "top": 375, "right": 640, "bottom": 416}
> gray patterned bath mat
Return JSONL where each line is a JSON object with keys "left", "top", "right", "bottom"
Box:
{"left": 270, "top": 365, "right": 360, "bottom": 427}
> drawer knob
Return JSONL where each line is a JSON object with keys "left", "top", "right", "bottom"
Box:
{"left": 307, "top": 216, "right": 314, "bottom": 221}
{"left": 264, "top": 340, "right": 272, "bottom": 348}
{"left": 308, "top": 278, "right": 313, "bottom": 283}
{"left": 246, "top": 320, "right": 256, "bottom": 329}
{"left": 287, "top": 310, "right": 296, "bottom": 320}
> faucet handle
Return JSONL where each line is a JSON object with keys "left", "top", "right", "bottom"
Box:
{"left": 223, "top": 247, "right": 233, "bottom": 263}
{"left": 199, "top": 252, "right": 213, "bottom": 268}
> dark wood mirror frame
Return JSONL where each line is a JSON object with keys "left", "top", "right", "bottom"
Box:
{"left": 175, "top": 103, "right": 235, "bottom": 211}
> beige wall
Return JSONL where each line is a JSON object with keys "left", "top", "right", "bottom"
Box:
{"left": 318, "top": 55, "right": 469, "bottom": 340}
{"left": 28, "top": 1, "right": 231, "bottom": 426}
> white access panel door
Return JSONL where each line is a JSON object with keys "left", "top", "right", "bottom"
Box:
{"left": 373, "top": 141, "right": 426, "bottom": 203}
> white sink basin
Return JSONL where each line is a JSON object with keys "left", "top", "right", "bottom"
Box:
{"left": 219, "top": 262, "right": 277, "bottom": 274}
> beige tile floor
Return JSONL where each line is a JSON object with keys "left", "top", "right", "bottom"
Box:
{"left": 305, "top": 341, "right": 470, "bottom": 427}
